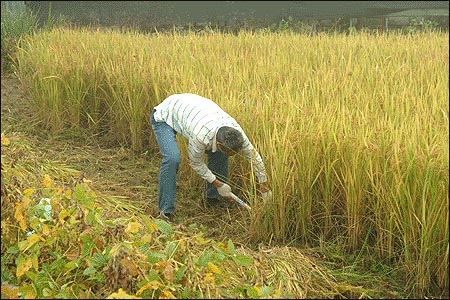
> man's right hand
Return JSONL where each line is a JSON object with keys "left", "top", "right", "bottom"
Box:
{"left": 216, "top": 182, "right": 232, "bottom": 198}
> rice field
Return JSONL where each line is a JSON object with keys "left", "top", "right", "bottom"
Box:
{"left": 13, "top": 27, "right": 449, "bottom": 296}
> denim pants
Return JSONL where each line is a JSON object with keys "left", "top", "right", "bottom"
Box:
{"left": 150, "top": 109, "right": 228, "bottom": 214}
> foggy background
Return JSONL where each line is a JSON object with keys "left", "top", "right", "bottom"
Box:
{"left": 22, "top": 1, "right": 449, "bottom": 32}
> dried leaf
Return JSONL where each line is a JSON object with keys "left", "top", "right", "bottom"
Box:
{"left": 159, "top": 290, "right": 176, "bottom": 299}
{"left": 66, "top": 251, "right": 80, "bottom": 261}
{"left": 163, "top": 264, "right": 174, "bottom": 280}
{"left": 121, "top": 257, "right": 139, "bottom": 276}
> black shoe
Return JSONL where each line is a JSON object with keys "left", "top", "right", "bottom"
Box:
{"left": 205, "top": 197, "right": 235, "bottom": 209}
{"left": 156, "top": 211, "right": 175, "bottom": 222}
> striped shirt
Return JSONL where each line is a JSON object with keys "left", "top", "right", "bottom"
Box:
{"left": 153, "top": 93, "right": 267, "bottom": 184}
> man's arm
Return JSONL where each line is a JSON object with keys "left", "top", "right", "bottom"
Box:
{"left": 187, "top": 140, "right": 216, "bottom": 183}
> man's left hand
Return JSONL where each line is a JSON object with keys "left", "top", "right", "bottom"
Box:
{"left": 262, "top": 190, "right": 273, "bottom": 202}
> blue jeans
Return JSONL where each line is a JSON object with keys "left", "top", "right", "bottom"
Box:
{"left": 150, "top": 110, "right": 228, "bottom": 214}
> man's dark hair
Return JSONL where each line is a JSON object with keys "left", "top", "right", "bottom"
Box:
{"left": 216, "top": 126, "right": 244, "bottom": 153}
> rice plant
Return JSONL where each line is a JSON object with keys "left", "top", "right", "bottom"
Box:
{"left": 14, "top": 28, "right": 449, "bottom": 296}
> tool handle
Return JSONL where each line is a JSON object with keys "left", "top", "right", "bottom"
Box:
{"left": 230, "top": 192, "right": 251, "bottom": 211}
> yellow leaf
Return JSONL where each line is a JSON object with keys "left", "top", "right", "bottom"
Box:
{"left": 207, "top": 262, "right": 221, "bottom": 274}
{"left": 203, "top": 272, "right": 215, "bottom": 284}
{"left": 23, "top": 188, "right": 34, "bottom": 197}
{"left": 141, "top": 234, "right": 153, "bottom": 243}
{"left": 41, "top": 224, "right": 50, "bottom": 236}
{"left": 19, "top": 219, "right": 27, "bottom": 231}
{"left": 16, "top": 257, "right": 33, "bottom": 278}
{"left": 1, "top": 134, "right": 10, "bottom": 146}
{"left": 42, "top": 174, "right": 53, "bottom": 188}
{"left": 159, "top": 290, "right": 176, "bottom": 299}
{"left": 32, "top": 253, "right": 39, "bottom": 271}
{"left": 136, "top": 281, "right": 161, "bottom": 296}
{"left": 1, "top": 285, "right": 17, "bottom": 299}
{"left": 106, "top": 288, "right": 141, "bottom": 299}
{"left": 147, "top": 222, "right": 158, "bottom": 233}
{"left": 1, "top": 284, "right": 19, "bottom": 299}
{"left": 64, "top": 189, "right": 72, "bottom": 199}
{"left": 14, "top": 207, "right": 27, "bottom": 231}
{"left": 125, "top": 222, "right": 142, "bottom": 234}
{"left": 59, "top": 209, "right": 70, "bottom": 223}
{"left": 252, "top": 285, "right": 261, "bottom": 296}
{"left": 23, "top": 286, "right": 36, "bottom": 299}
{"left": 25, "top": 234, "right": 43, "bottom": 251}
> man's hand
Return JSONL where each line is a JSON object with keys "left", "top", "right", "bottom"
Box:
{"left": 259, "top": 181, "right": 269, "bottom": 193}
{"left": 216, "top": 182, "right": 232, "bottom": 198}
{"left": 262, "top": 190, "right": 273, "bottom": 202}
{"left": 259, "top": 181, "right": 272, "bottom": 202}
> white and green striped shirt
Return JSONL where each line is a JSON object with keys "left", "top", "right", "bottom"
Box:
{"left": 153, "top": 93, "right": 267, "bottom": 184}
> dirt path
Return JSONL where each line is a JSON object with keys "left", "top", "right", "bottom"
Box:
{"left": 1, "top": 73, "right": 254, "bottom": 245}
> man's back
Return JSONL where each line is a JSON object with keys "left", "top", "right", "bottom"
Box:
{"left": 153, "top": 93, "right": 240, "bottom": 144}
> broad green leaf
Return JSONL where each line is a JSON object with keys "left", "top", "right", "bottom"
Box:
{"left": 42, "top": 288, "right": 53, "bottom": 297}
{"left": 175, "top": 265, "right": 187, "bottom": 281}
{"left": 58, "top": 209, "right": 71, "bottom": 223}
{"left": 165, "top": 241, "right": 177, "bottom": 259}
{"left": 155, "top": 219, "right": 172, "bottom": 235}
{"left": 227, "top": 239, "right": 235, "bottom": 255}
{"left": 90, "top": 252, "right": 109, "bottom": 268}
{"left": 80, "top": 234, "right": 95, "bottom": 257}
{"left": 232, "top": 254, "right": 252, "bottom": 267}
{"left": 197, "top": 251, "right": 213, "bottom": 267}
{"left": 65, "top": 261, "right": 78, "bottom": 271}
{"left": 16, "top": 255, "right": 33, "bottom": 278}
{"left": 18, "top": 240, "right": 28, "bottom": 252}
{"left": 7, "top": 245, "right": 19, "bottom": 254}
{"left": 19, "top": 284, "right": 35, "bottom": 299}
{"left": 83, "top": 267, "right": 97, "bottom": 276}
{"left": 147, "top": 252, "right": 165, "bottom": 264}
{"left": 260, "top": 285, "right": 274, "bottom": 297}
{"left": 31, "top": 252, "right": 39, "bottom": 271}
{"left": 247, "top": 285, "right": 260, "bottom": 298}
{"left": 24, "top": 233, "right": 43, "bottom": 251}
{"left": 29, "top": 217, "right": 40, "bottom": 232}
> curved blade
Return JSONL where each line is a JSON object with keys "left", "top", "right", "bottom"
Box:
{"left": 229, "top": 192, "right": 251, "bottom": 211}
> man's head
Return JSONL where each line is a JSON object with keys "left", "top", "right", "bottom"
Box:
{"left": 216, "top": 126, "right": 244, "bottom": 156}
